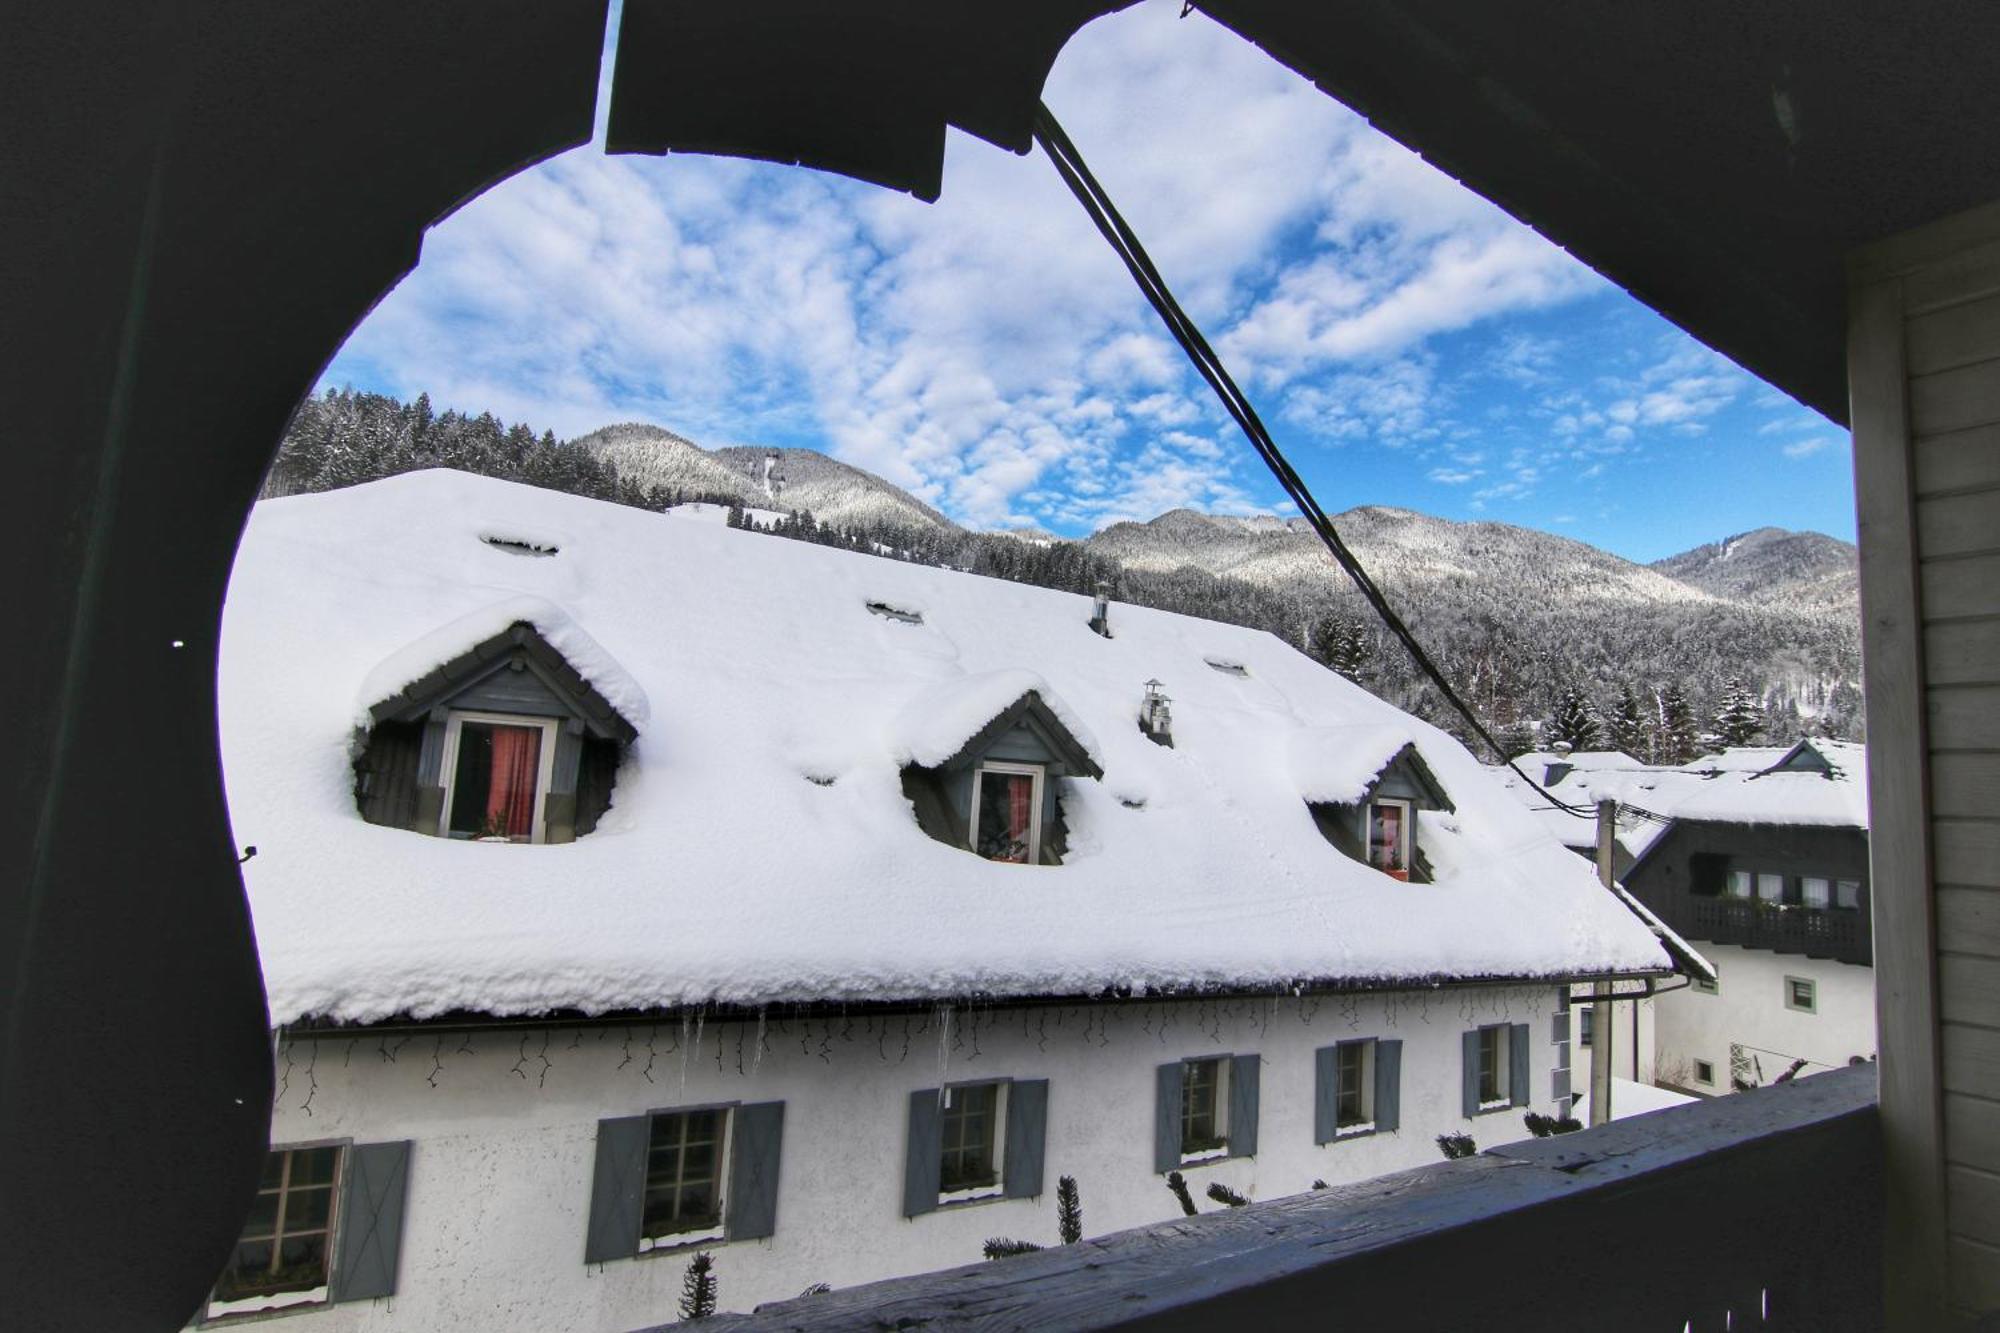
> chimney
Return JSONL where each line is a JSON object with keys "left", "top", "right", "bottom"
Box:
{"left": 1140, "top": 679, "right": 1173, "bottom": 747}
{"left": 1090, "top": 581, "right": 1112, "bottom": 638}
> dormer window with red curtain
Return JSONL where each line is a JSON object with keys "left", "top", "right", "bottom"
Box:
{"left": 1366, "top": 797, "right": 1413, "bottom": 880}
{"left": 971, "top": 761, "right": 1045, "bottom": 863}
{"left": 441, "top": 712, "right": 560, "bottom": 842}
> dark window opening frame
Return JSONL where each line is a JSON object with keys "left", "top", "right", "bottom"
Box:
{"left": 900, "top": 688, "right": 1103, "bottom": 867}
{"left": 1306, "top": 743, "right": 1453, "bottom": 884}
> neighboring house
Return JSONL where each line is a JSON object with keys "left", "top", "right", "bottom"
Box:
{"left": 1494, "top": 741, "right": 1876, "bottom": 1102}
{"left": 211, "top": 470, "right": 1681, "bottom": 1328}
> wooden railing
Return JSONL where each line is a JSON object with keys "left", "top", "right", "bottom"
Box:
{"left": 657, "top": 1066, "right": 1881, "bottom": 1332}
{"left": 1681, "top": 895, "right": 1872, "bottom": 965}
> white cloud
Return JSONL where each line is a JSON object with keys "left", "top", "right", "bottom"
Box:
{"left": 1783, "top": 436, "right": 1836, "bottom": 460}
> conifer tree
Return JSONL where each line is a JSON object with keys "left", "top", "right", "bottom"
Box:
{"left": 1057, "top": 1175, "right": 1083, "bottom": 1244}
{"left": 1711, "top": 678, "right": 1768, "bottom": 747}
{"left": 1654, "top": 684, "right": 1701, "bottom": 764}
{"left": 1606, "top": 685, "right": 1649, "bottom": 758}
{"left": 1492, "top": 719, "right": 1538, "bottom": 761}
{"left": 678, "top": 1252, "right": 717, "bottom": 1321}
{"left": 1544, "top": 684, "right": 1602, "bottom": 752}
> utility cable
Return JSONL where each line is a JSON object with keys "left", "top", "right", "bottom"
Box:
{"left": 1032, "top": 103, "right": 1594, "bottom": 817}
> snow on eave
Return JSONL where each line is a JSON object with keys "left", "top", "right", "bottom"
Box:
{"left": 887, "top": 669, "right": 1102, "bottom": 774}
{"left": 354, "top": 594, "right": 650, "bottom": 732}
{"left": 1289, "top": 722, "right": 1420, "bottom": 805}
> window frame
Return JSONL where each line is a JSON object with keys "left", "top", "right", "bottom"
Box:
{"left": 1331, "top": 1038, "right": 1376, "bottom": 1135}
{"left": 1178, "top": 1055, "right": 1232, "bottom": 1164}
{"left": 968, "top": 760, "right": 1046, "bottom": 865}
{"left": 1364, "top": 796, "right": 1416, "bottom": 881}
{"left": 1578, "top": 1007, "right": 1595, "bottom": 1048}
{"left": 1785, "top": 975, "right": 1818, "bottom": 1014}
{"left": 1693, "top": 1059, "right": 1716, "bottom": 1087}
{"left": 1475, "top": 1024, "right": 1511, "bottom": 1110}
{"left": 936, "top": 1079, "right": 1010, "bottom": 1206}
{"left": 636, "top": 1103, "right": 736, "bottom": 1254}
{"left": 437, "top": 708, "right": 562, "bottom": 844}
{"left": 205, "top": 1140, "right": 348, "bottom": 1322}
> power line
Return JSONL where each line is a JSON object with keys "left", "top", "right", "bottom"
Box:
{"left": 1032, "top": 103, "right": 1593, "bottom": 817}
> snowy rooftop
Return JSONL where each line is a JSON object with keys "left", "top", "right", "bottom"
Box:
{"left": 221, "top": 471, "right": 1674, "bottom": 1026}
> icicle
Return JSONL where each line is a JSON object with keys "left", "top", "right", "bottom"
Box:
{"left": 934, "top": 1002, "right": 953, "bottom": 1094}
{"left": 680, "top": 1010, "right": 697, "bottom": 1098}
{"left": 751, "top": 1008, "right": 768, "bottom": 1075}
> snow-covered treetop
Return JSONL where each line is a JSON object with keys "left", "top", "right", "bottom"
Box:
{"left": 221, "top": 471, "right": 1673, "bottom": 1026}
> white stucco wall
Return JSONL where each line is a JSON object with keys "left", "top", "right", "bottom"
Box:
{"left": 1651, "top": 946, "right": 1876, "bottom": 1094}
{"left": 235, "top": 987, "right": 1562, "bottom": 1329}
{"left": 1570, "top": 991, "right": 1657, "bottom": 1110}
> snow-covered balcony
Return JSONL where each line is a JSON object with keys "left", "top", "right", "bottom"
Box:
{"left": 663, "top": 1065, "right": 1880, "bottom": 1332}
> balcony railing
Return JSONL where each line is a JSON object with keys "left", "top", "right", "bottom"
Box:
{"left": 663, "top": 1065, "right": 1881, "bottom": 1332}
{"left": 1679, "top": 895, "right": 1871, "bottom": 965}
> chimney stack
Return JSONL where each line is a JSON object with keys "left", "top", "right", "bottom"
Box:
{"left": 1090, "top": 581, "right": 1112, "bottom": 638}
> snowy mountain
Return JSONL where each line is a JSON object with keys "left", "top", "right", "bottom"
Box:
{"left": 1648, "top": 527, "right": 1859, "bottom": 614}
{"left": 572, "top": 423, "right": 951, "bottom": 532}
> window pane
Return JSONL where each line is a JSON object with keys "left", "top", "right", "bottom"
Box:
{"left": 283, "top": 1184, "right": 333, "bottom": 1232}
{"left": 1181, "top": 1060, "right": 1222, "bottom": 1151}
{"left": 1478, "top": 1028, "right": 1504, "bottom": 1103}
{"left": 1367, "top": 803, "right": 1408, "bottom": 877}
{"left": 1836, "top": 879, "right": 1862, "bottom": 909}
{"left": 975, "top": 771, "right": 1036, "bottom": 862}
{"left": 1801, "top": 876, "right": 1831, "bottom": 909}
{"left": 643, "top": 1109, "right": 729, "bottom": 1236}
{"left": 258, "top": 1153, "right": 287, "bottom": 1190}
{"left": 449, "top": 722, "right": 542, "bottom": 840}
{"left": 289, "top": 1146, "right": 341, "bottom": 1187}
{"left": 239, "top": 1190, "right": 280, "bottom": 1239}
{"left": 1757, "top": 873, "right": 1785, "bottom": 902}
{"left": 1726, "top": 869, "right": 1753, "bottom": 899}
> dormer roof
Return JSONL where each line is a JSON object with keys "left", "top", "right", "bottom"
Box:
{"left": 366, "top": 616, "right": 640, "bottom": 744}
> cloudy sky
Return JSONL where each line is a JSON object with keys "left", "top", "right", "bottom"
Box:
{"left": 322, "top": 1, "right": 1852, "bottom": 563}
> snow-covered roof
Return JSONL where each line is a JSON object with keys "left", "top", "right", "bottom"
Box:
{"left": 1289, "top": 723, "right": 1420, "bottom": 805}
{"left": 1571, "top": 1077, "right": 1699, "bottom": 1123}
{"left": 220, "top": 471, "right": 1674, "bottom": 1026}
{"left": 1669, "top": 739, "right": 1870, "bottom": 828}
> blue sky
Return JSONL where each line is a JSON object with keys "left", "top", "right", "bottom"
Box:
{"left": 322, "top": 1, "right": 1852, "bottom": 564}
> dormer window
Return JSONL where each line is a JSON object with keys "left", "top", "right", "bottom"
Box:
{"left": 1366, "top": 797, "right": 1414, "bottom": 880}
{"left": 972, "top": 761, "right": 1045, "bottom": 863}
{"left": 441, "top": 712, "right": 561, "bottom": 842}
{"left": 356, "top": 620, "right": 639, "bottom": 846}
{"left": 899, "top": 686, "right": 1103, "bottom": 867}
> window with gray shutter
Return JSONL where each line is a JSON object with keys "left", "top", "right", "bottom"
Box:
{"left": 1153, "top": 1062, "right": 1183, "bottom": 1173}
{"left": 903, "top": 1089, "right": 944, "bottom": 1218}
{"left": 1003, "top": 1079, "right": 1049, "bottom": 1200}
{"left": 1510, "top": 1023, "right": 1531, "bottom": 1108}
{"left": 332, "top": 1140, "right": 411, "bottom": 1302}
{"left": 1374, "top": 1039, "right": 1402, "bottom": 1133}
{"left": 1313, "top": 1045, "right": 1340, "bottom": 1145}
{"left": 584, "top": 1116, "right": 649, "bottom": 1263}
{"left": 1228, "top": 1054, "right": 1260, "bottom": 1158}
{"left": 1461, "top": 1029, "right": 1481, "bottom": 1118}
{"left": 725, "top": 1102, "right": 785, "bottom": 1242}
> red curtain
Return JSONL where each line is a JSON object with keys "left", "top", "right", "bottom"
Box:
{"left": 486, "top": 726, "right": 541, "bottom": 840}
{"left": 1007, "top": 775, "right": 1033, "bottom": 847}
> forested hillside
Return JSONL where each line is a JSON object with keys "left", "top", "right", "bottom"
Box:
{"left": 262, "top": 388, "right": 1863, "bottom": 751}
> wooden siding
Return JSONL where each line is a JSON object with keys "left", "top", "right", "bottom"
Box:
{"left": 355, "top": 720, "right": 423, "bottom": 831}
{"left": 1851, "top": 199, "right": 2000, "bottom": 1326}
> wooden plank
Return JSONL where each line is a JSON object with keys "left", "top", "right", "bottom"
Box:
{"left": 1936, "top": 821, "right": 2000, "bottom": 888}
{"left": 1949, "top": 1235, "right": 2000, "bottom": 1314}
{"left": 1944, "top": 1023, "right": 2000, "bottom": 1096}
{"left": 1945, "top": 1093, "right": 2000, "bottom": 1175}
{"left": 1909, "top": 291, "right": 2000, "bottom": 376}
{"left": 1931, "top": 686, "right": 2000, "bottom": 749}
{"left": 1914, "top": 422, "right": 2000, "bottom": 497}
{"left": 1926, "top": 618, "right": 2000, "bottom": 686}
{"left": 1948, "top": 1164, "right": 2000, "bottom": 1248}
{"left": 1848, "top": 270, "right": 1952, "bottom": 1330}
{"left": 1938, "top": 887, "right": 2000, "bottom": 955}
{"left": 1849, "top": 199, "right": 2000, "bottom": 287}
{"left": 1932, "top": 753, "right": 2000, "bottom": 820}
{"left": 1918, "top": 490, "right": 2000, "bottom": 560}
{"left": 1911, "top": 361, "right": 2000, "bottom": 438}
{"left": 1925, "top": 552, "right": 2000, "bottom": 620}
{"left": 1942, "top": 953, "right": 2000, "bottom": 1028}
{"left": 1905, "top": 237, "right": 2000, "bottom": 315}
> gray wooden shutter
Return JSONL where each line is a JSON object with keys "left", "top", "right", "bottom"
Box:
{"left": 725, "top": 1102, "right": 784, "bottom": 1242}
{"left": 1374, "top": 1039, "right": 1402, "bottom": 1132}
{"left": 1312, "top": 1045, "right": 1339, "bottom": 1145}
{"left": 1510, "top": 1023, "right": 1532, "bottom": 1108}
{"left": 1002, "top": 1079, "right": 1049, "bottom": 1200}
{"left": 1461, "top": 1029, "right": 1481, "bottom": 1118}
{"left": 1228, "top": 1054, "right": 1260, "bottom": 1158}
{"left": 583, "top": 1115, "right": 648, "bottom": 1264}
{"left": 903, "top": 1089, "right": 943, "bottom": 1218}
{"left": 332, "top": 1140, "right": 411, "bottom": 1302}
{"left": 1153, "top": 1062, "right": 1183, "bottom": 1173}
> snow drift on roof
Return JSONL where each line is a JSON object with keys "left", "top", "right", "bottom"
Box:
{"left": 1289, "top": 723, "right": 1420, "bottom": 805}
{"left": 888, "top": 669, "right": 1100, "bottom": 771}
{"left": 219, "top": 471, "right": 1673, "bottom": 1025}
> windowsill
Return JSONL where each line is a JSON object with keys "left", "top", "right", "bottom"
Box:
{"left": 1330, "top": 1121, "right": 1377, "bottom": 1141}
{"left": 639, "top": 1224, "right": 726, "bottom": 1255}
{"left": 1473, "top": 1099, "right": 1513, "bottom": 1115}
{"left": 937, "top": 1185, "right": 1006, "bottom": 1208}
{"left": 203, "top": 1287, "right": 329, "bottom": 1324}
{"left": 1178, "top": 1146, "right": 1230, "bottom": 1166}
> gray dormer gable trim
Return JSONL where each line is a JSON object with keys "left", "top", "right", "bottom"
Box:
{"left": 1359, "top": 744, "right": 1454, "bottom": 814}
{"left": 1763, "top": 739, "right": 1834, "bottom": 776}
{"left": 933, "top": 690, "right": 1104, "bottom": 781}
{"left": 367, "top": 621, "right": 639, "bottom": 745}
